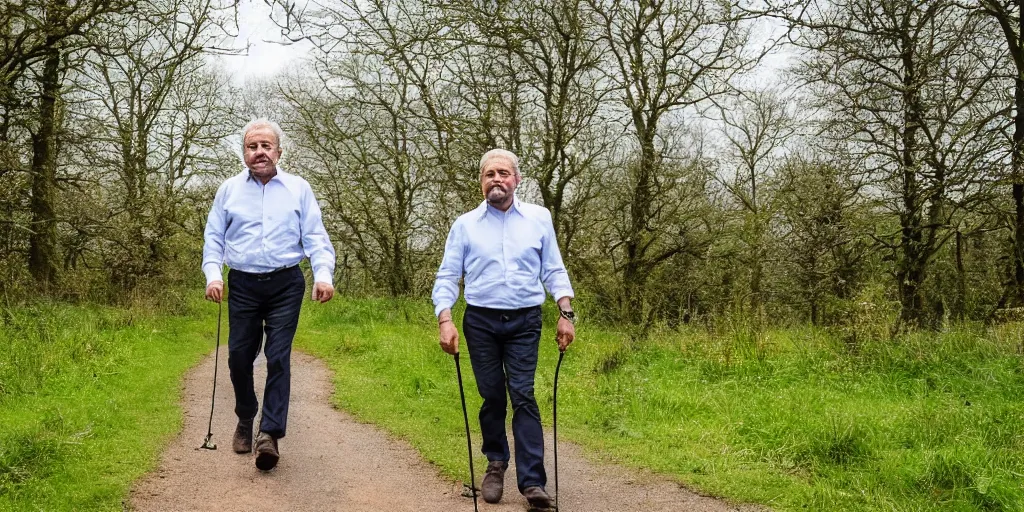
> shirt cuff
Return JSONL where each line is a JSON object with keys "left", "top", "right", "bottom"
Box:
{"left": 203, "top": 263, "right": 223, "bottom": 285}
{"left": 434, "top": 302, "right": 454, "bottom": 317}
{"left": 313, "top": 268, "right": 334, "bottom": 286}
{"left": 551, "top": 289, "right": 574, "bottom": 303}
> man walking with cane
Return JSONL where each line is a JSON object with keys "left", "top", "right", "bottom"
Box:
{"left": 433, "top": 149, "right": 576, "bottom": 508}
{"left": 202, "top": 119, "right": 336, "bottom": 471}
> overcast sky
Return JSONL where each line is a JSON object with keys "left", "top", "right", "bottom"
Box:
{"left": 217, "top": 0, "right": 314, "bottom": 83}
{"left": 216, "top": 1, "right": 793, "bottom": 86}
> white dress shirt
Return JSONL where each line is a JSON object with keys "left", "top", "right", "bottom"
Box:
{"left": 202, "top": 167, "right": 335, "bottom": 285}
{"left": 432, "top": 196, "right": 574, "bottom": 316}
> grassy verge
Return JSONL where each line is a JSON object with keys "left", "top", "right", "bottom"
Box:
{"left": 297, "top": 298, "right": 1024, "bottom": 512}
{"left": 0, "top": 298, "right": 214, "bottom": 511}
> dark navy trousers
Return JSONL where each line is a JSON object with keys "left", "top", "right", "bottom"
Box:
{"left": 226, "top": 265, "right": 304, "bottom": 439}
{"left": 463, "top": 304, "right": 546, "bottom": 493}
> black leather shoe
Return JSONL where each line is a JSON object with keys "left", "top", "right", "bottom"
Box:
{"left": 232, "top": 419, "right": 253, "bottom": 454}
{"left": 254, "top": 432, "right": 279, "bottom": 470}
{"left": 523, "top": 486, "right": 554, "bottom": 509}
{"left": 481, "top": 460, "right": 508, "bottom": 503}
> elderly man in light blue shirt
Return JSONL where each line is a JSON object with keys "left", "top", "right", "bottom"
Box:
{"left": 202, "top": 119, "right": 335, "bottom": 471}
{"left": 433, "top": 148, "right": 575, "bottom": 509}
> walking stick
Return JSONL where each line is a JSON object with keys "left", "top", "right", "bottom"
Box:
{"left": 553, "top": 349, "right": 565, "bottom": 510}
{"left": 199, "top": 300, "right": 222, "bottom": 450}
{"left": 454, "top": 352, "right": 480, "bottom": 512}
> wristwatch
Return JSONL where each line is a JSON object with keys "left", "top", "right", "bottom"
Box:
{"left": 559, "top": 309, "right": 576, "bottom": 324}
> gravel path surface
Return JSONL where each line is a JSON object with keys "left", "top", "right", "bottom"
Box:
{"left": 129, "top": 350, "right": 761, "bottom": 511}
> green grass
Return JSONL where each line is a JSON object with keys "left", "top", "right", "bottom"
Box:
{"left": 0, "top": 298, "right": 214, "bottom": 511}
{"left": 4, "top": 295, "right": 1022, "bottom": 511}
{"left": 297, "top": 298, "right": 1024, "bottom": 512}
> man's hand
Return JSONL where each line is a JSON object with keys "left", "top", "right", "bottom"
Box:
{"left": 438, "top": 317, "right": 459, "bottom": 355}
{"left": 556, "top": 317, "right": 575, "bottom": 352}
{"left": 205, "top": 281, "right": 224, "bottom": 303}
{"left": 312, "top": 282, "right": 334, "bottom": 303}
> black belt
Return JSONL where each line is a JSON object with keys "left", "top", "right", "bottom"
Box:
{"left": 466, "top": 304, "right": 540, "bottom": 315}
{"left": 232, "top": 265, "right": 298, "bottom": 281}
{"left": 466, "top": 304, "right": 541, "bottom": 322}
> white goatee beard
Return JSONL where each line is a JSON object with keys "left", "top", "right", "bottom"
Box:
{"left": 487, "top": 188, "right": 508, "bottom": 203}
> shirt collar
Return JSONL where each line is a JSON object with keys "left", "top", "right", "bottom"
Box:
{"left": 244, "top": 166, "right": 286, "bottom": 183}
{"left": 477, "top": 195, "right": 522, "bottom": 219}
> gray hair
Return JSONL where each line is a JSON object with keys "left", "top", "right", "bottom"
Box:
{"left": 241, "top": 118, "right": 286, "bottom": 151}
{"left": 479, "top": 148, "right": 520, "bottom": 176}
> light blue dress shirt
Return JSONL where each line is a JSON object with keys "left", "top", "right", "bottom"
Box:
{"left": 202, "top": 167, "right": 336, "bottom": 285}
{"left": 432, "top": 196, "right": 574, "bottom": 316}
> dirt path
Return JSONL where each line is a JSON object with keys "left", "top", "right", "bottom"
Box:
{"left": 129, "top": 350, "right": 761, "bottom": 512}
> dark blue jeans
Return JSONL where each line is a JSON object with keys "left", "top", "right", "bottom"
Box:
{"left": 226, "top": 266, "right": 304, "bottom": 439}
{"left": 463, "top": 304, "right": 545, "bottom": 493}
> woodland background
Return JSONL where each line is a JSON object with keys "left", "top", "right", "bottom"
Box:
{"left": 3, "top": 0, "right": 1023, "bottom": 338}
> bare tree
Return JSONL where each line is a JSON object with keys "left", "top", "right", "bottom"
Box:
{"left": 956, "top": 0, "right": 1024, "bottom": 308}
{"left": 27, "top": 1, "right": 64, "bottom": 290}
{"left": 2, "top": 0, "right": 138, "bottom": 291}
{"left": 0, "top": 0, "right": 134, "bottom": 100}
{"left": 66, "top": 0, "right": 237, "bottom": 291}
{"left": 292, "top": 0, "right": 470, "bottom": 295}
{"left": 587, "top": 0, "right": 759, "bottom": 322}
{"left": 445, "top": 0, "right": 610, "bottom": 255}
{"left": 717, "top": 88, "right": 796, "bottom": 316}
{"left": 775, "top": 0, "right": 1007, "bottom": 326}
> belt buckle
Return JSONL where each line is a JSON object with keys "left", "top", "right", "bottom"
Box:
{"left": 256, "top": 266, "right": 288, "bottom": 281}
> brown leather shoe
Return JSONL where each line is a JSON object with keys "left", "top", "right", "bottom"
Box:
{"left": 481, "top": 460, "right": 508, "bottom": 503}
{"left": 523, "top": 486, "right": 554, "bottom": 509}
{"left": 232, "top": 419, "right": 253, "bottom": 454}
{"left": 254, "top": 432, "right": 279, "bottom": 470}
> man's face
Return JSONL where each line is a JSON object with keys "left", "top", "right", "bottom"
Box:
{"left": 243, "top": 126, "right": 282, "bottom": 178}
{"left": 480, "top": 156, "right": 520, "bottom": 209}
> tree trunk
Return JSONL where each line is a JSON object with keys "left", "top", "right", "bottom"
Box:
{"left": 751, "top": 240, "right": 763, "bottom": 316}
{"left": 621, "top": 127, "right": 657, "bottom": 321}
{"left": 28, "top": 46, "right": 61, "bottom": 291}
{"left": 897, "top": 36, "right": 928, "bottom": 327}
{"left": 897, "top": 130, "right": 926, "bottom": 327}
{"left": 1014, "top": 3, "right": 1024, "bottom": 305}
{"left": 390, "top": 236, "right": 409, "bottom": 296}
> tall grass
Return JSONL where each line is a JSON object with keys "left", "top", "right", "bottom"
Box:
{"left": 0, "top": 298, "right": 212, "bottom": 510}
{"left": 297, "top": 298, "right": 1024, "bottom": 511}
